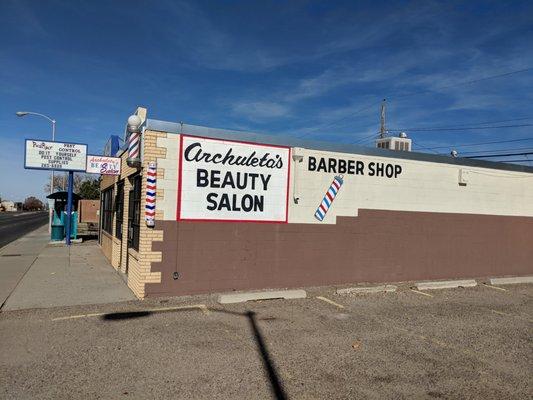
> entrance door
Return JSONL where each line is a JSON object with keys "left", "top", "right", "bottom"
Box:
{"left": 126, "top": 186, "right": 134, "bottom": 274}
{"left": 115, "top": 180, "right": 125, "bottom": 269}
{"left": 126, "top": 174, "right": 142, "bottom": 274}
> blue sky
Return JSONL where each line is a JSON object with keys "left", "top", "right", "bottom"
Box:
{"left": 1, "top": 0, "right": 532, "bottom": 201}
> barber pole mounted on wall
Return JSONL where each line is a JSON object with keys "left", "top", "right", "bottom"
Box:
{"left": 145, "top": 162, "right": 157, "bottom": 227}
{"left": 314, "top": 175, "right": 344, "bottom": 222}
{"left": 126, "top": 115, "right": 142, "bottom": 168}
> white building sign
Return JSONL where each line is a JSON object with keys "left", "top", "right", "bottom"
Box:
{"left": 25, "top": 139, "right": 87, "bottom": 172}
{"left": 86, "top": 155, "right": 121, "bottom": 175}
{"left": 178, "top": 135, "right": 290, "bottom": 222}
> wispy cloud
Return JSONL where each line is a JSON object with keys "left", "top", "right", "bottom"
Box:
{"left": 231, "top": 101, "right": 290, "bottom": 121}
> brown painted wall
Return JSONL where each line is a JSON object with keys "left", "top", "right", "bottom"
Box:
{"left": 146, "top": 209, "right": 533, "bottom": 297}
{"left": 78, "top": 200, "right": 99, "bottom": 223}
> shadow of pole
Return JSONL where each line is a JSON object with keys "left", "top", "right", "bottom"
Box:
{"left": 101, "top": 306, "right": 289, "bottom": 400}
{"left": 246, "top": 311, "right": 288, "bottom": 400}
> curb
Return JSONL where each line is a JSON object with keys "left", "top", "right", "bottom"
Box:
{"left": 336, "top": 285, "right": 397, "bottom": 295}
{"left": 489, "top": 276, "right": 533, "bottom": 285}
{"left": 415, "top": 279, "right": 477, "bottom": 291}
{"left": 218, "top": 289, "right": 307, "bottom": 304}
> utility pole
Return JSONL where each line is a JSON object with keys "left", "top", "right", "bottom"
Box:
{"left": 379, "top": 99, "right": 386, "bottom": 138}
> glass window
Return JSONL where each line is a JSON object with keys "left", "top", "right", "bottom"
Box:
{"left": 101, "top": 187, "right": 114, "bottom": 234}
{"left": 115, "top": 181, "right": 124, "bottom": 239}
{"left": 128, "top": 174, "right": 141, "bottom": 251}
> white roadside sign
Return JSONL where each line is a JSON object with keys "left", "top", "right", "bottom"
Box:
{"left": 24, "top": 139, "right": 87, "bottom": 172}
{"left": 86, "top": 155, "right": 121, "bottom": 175}
{"left": 178, "top": 135, "right": 290, "bottom": 222}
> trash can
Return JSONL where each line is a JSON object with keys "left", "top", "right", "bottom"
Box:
{"left": 51, "top": 212, "right": 65, "bottom": 241}
{"left": 61, "top": 211, "right": 78, "bottom": 239}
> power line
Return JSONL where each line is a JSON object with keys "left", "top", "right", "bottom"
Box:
{"left": 388, "top": 123, "right": 533, "bottom": 132}
{"left": 409, "top": 117, "right": 533, "bottom": 129}
{"left": 353, "top": 132, "right": 379, "bottom": 144}
{"left": 420, "top": 137, "right": 533, "bottom": 150}
{"left": 296, "top": 100, "right": 381, "bottom": 138}
{"left": 459, "top": 146, "right": 533, "bottom": 155}
{"left": 466, "top": 152, "right": 533, "bottom": 159}
{"left": 391, "top": 67, "right": 533, "bottom": 100}
{"left": 411, "top": 143, "right": 442, "bottom": 154}
{"left": 386, "top": 116, "right": 533, "bottom": 131}
{"left": 293, "top": 66, "right": 533, "bottom": 139}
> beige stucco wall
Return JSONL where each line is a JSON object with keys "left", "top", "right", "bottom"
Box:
{"left": 289, "top": 147, "right": 533, "bottom": 224}
{"left": 143, "top": 133, "right": 533, "bottom": 224}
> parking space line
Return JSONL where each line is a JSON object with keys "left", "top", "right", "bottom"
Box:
{"left": 409, "top": 289, "right": 433, "bottom": 297}
{"left": 377, "top": 316, "right": 482, "bottom": 358}
{"left": 51, "top": 304, "right": 209, "bottom": 321}
{"left": 490, "top": 309, "right": 533, "bottom": 323}
{"left": 316, "top": 296, "right": 345, "bottom": 309}
{"left": 482, "top": 283, "right": 507, "bottom": 292}
{"left": 52, "top": 312, "right": 105, "bottom": 321}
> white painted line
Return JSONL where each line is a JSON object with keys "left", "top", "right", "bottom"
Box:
{"left": 490, "top": 309, "right": 533, "bottom": 323}
{"left": 489, "top": 276, "right": 533, "bottom": 285}
{"left": 52, "top": 312, "right": 104, "bottom": 321}
{"left": 416, "top": 279, "right": 477, "bottom": 291}
{"left": 410, "top": 289, "right": 433, "bottom": 297}
{"left": 482, "top": 283, "right": 507, "bottom": 292}
{"left": 336, "top": 285, "right": 397, "bottom": 295}
{"left": 218, "top": 289, "right": 306, "bottom": 304}
{"left": 316, "top": 296, "right": 345, "bottom": 309}
{"left": 52, "top": 304, "right": 208, "bottom": 321}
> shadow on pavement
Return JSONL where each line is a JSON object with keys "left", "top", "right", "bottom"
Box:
{"left": 102, "top": 311, "right": 151, "bottom": 320}
{"left": 101, "top": 306, "right": 288, "bottom": 400}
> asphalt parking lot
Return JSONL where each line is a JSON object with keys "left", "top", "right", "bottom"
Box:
{"left": 0, "top": 283, "right": 531, "bottom": 399}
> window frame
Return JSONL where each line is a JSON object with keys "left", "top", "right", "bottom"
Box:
{"left": 101, "top": 186, "right": 114, "bottom": 234}
{"left": 115, "top": 180, "right": 124, "bottom": 239}
{"left": 128, "top": 174, "right": 142, "bottom": 251}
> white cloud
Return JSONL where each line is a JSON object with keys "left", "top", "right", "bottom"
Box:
{"left": 231, "top": 101, "right": 289, "bottom": 121}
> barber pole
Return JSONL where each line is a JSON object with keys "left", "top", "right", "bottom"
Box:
{"left": 145, "top": 162, "right": 157, "bottom": 227}
{"left": 128, "top": 131, "right": 140, "bottom": 159}
{"left": 126, "top": 114, "right": 142, "bottom": 168}
{"left": 314, "top": 175, "right": 344, "bottom": 222}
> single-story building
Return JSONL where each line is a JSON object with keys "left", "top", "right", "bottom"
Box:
{"left": 99, "top": 107, "right": 533, "bottom": 299}
{"left": 1, "top": 201, "right": 18, "bottom": 212}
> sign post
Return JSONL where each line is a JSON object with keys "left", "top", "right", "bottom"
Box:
{"left": 65, "top": 171, "right": 74, "bottom": 246}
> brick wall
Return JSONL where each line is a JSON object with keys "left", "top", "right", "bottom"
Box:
{"left": 123, "top": 129, "right": 165, "bottom": 298}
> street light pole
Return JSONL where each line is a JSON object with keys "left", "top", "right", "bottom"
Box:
{"left": 16, "top": 111, "right": 57, "bottom": 194}
{"left": 16, "top": 111, "right": 57, "bottom": 232}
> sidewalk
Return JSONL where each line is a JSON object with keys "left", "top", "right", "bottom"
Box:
{"left": 0, "top": 225, "right": 50, "bottom": 308}
{"left": 0, "top": 228, "right": 135, "bottom": 311}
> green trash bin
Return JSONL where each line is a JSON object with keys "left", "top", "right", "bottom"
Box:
{"left": 51, "top": 212, "right": 64, "bottom": 241}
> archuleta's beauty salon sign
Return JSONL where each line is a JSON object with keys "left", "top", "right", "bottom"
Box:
{"left": 178, "top": 135, "right": 290, "bottom": 222}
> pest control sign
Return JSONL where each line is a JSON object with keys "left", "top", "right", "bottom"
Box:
{"left": 24, "top": 139, "right": 87, "bottom": 172}
{"left": 86, "top": 155, "right": 121, "bottom": 175}
{"left": 178, "top": 135, "right": 290, "bottom": 222}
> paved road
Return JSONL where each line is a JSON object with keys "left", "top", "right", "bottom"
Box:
{"left": 1, "top": 283, "right": 531, "bottom": 399}
{"left": 0, "top": 211, "right": 48, "bottom": 249}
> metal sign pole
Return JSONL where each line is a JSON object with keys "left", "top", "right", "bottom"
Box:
{"left": 65, "top": 171, "right": 74, "bottom": 246}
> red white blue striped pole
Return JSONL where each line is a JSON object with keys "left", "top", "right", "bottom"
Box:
{"left": 145, "top": 162, "right": 156, "bottom": 227}
{"left": 314, "top": 175, "right": 343, "bottom": 222}
{"left": 128, "top": 131, "right": 140, "bottom": 159}
{"left": 126, "top": 114, "right": 142, "bottom": 168}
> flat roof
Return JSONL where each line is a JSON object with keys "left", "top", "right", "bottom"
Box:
{"left": 145, "top": 118, "right": 533, "bottom": 174}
